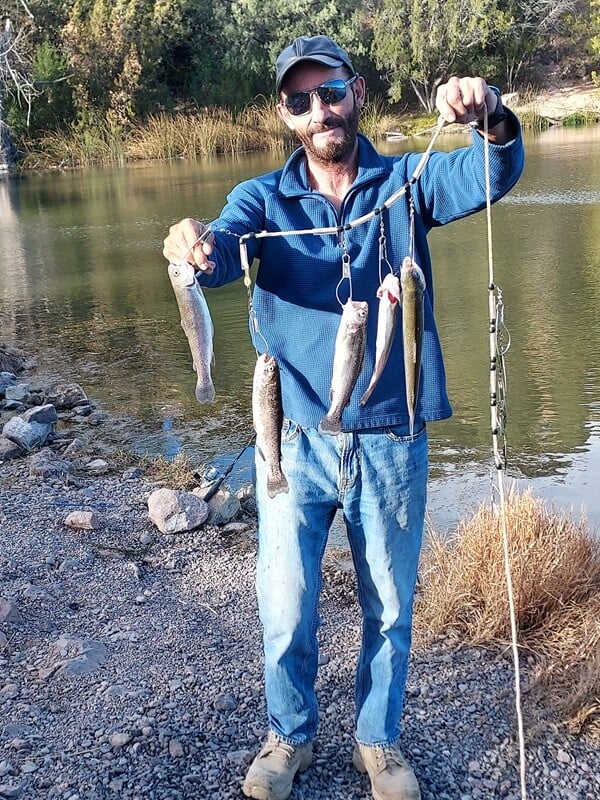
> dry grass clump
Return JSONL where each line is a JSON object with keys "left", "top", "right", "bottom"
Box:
{"left": 126, "top": 108, "right": 273, "bottom": 161}
{"left": 133, "top": 451, "right": 199, "bottom": 490}
{"left": 528, "top": 592, "right": 600, "bottom": 740}
{"left": 415, "top": 487, "right": 600, "bottom": 739}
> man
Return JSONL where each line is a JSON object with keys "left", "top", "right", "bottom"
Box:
{"left": 163, "top": 35, "right": 524, "bottom": 800}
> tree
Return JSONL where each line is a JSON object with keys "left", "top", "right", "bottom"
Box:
{"left": 60, "top": 0, "right": 220, "bottom": 126}
{"left": 372, "top": 0, "right": 498, "bottom": 112}
{"left": 495, "top": 0, "right": 577, "bottom": 91}
{"left": 212, "top": 0, "right": 371, "bottom": 104}
{"left": 1, "top": 1, "right": 36, "bottom": 168}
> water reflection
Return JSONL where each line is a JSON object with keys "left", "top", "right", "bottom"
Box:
{"left": 1, "top": 128, "right": 599, "bottom": 535}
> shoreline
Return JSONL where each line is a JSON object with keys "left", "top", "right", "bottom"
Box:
{"left": 1, "top": 364, "right": 599, "bottom": 798}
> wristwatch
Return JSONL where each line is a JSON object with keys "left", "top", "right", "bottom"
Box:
{"left": 477, "top": 86, "right": 507, "bottom": 130}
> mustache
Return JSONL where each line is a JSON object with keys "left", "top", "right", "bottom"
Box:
{"left": 308, "top": 116, "right": 346, "bottom": 135}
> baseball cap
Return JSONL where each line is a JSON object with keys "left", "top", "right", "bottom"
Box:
{"left": 275, "top": 35, "right": 355, "bottom": 93}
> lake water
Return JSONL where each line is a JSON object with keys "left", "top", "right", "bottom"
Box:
{"left": 1, "top": 125, "right": 599, "bottom": 538}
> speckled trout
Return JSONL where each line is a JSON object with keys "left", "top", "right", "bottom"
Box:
{"left": 252, "top": 354, "right": 289, "bottom": 498}
{"left": 400, "top": 256, "right": 426, "bottom": 435}
{"left": 360, "top": 272, "right": 402, "bottom": 406}
{"left": 319, "top": 299, "right": 369, "bottom": 435}
{"left": 167, "top": 260, "right": 216, "bottom": 404}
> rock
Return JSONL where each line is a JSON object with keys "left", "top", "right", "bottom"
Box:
{"left": 123, "top": 467, "right": 142, "bottom": 480}
{"left": 0, "top": 343, "right": 27, "bottom": 374}
{"left": 85, "top": 458, "right": 108, "bottom": 475}
{"left": 0, "top": 783, "right": 22, "bottom": 798}
{"left": 147, "top": 488, "right": 209, "bottom": 534}
{"left": 62, "top": 438, "right": 86, "bottom": 456}
{"left": 40, "top": 636, "right": 108, "bottom": 679}
{"left": 108, "top": 732, "right": 132, "bottom": 748}
{"left": 4, "top": 384, "right": 29, "bottom": 403}
{"left": 0, "top": 436, "right": 22, "bottom": 461}
{"left": 196, "top": 485, "right": 241, "bottom": 525}
{"left": 168, "top": 739, "right": 184, "bottom": 758}
{"left": 0, "top": 599, "right": 21, "bottom": 624}
{"left": 64, "top": 510, "right": 101, "bottom": 530}
{"left": 221, "top": 521, "right": 251, "bottom": 535}
{"left": 1, "top": 401, "right": 25, "bottom": 413}
{"left": 0, "top": 372, "right": 16, "bottom": 396}
{"left": 44, "top": 383, "right": 88, "bottom": 411}
{"left": 28, "top": 449, "right": 71, "bottom": 478}
{"left": 213, "top": 693, "right": 237, "bottom": 712}
{"left": 0, "top": 685, "right": 19, "bottom": 701}
{"left": 2, "top": 416, "right": 53, "bottom": 451}
{"left": 22, "top": 404, "right": 58, "bottom": 425}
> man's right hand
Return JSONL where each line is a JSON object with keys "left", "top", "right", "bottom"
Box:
{"left": 163, "top": 218, "right": 215, "bottom": 274}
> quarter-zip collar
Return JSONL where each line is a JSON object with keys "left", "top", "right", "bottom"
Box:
{"left": 277, "top": 134, "right": 391, "bottom": 200}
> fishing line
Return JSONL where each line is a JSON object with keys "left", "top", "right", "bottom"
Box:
{"left": 481, "top": 108, "right": 528, "bottom": 800}
{"left": 236, "top": 116, "right": 446, "bottom": 251}
{"left": 377, "top": 214, "right": 394, "bottom": 285}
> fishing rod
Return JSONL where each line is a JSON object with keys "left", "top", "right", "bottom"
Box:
{"left": 481, "top": 110, "right": 527, "bottom": 800}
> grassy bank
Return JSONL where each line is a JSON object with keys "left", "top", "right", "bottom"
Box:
{"left": 20, "top": 95, "right": 408, "bottom": 170}
{"left": 416, "top": 488, "right": 600, "bottom": 743}
{"left": 14, "top": 106, "right": 446, "bottom": 171}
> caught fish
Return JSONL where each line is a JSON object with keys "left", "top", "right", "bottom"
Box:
{"left": 360, "top": 272, "right": 401, "bottom": 406}
{"left": 252, "top": 353, "right": 289, "bottom": 498}
{"left": 168, "top": 260, "right": 216, "bottom": 404}
{"left": 319, "top": 299, "right": 369, "bottom": 435}
{"left": 400, "top": 256, "right": 426, "bottom": 435}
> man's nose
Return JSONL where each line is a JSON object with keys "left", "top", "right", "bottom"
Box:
{"left": 309, "top": 91, "right": 329, "bottom": 119}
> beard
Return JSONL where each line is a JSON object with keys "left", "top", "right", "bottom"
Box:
{"left": 295, "top": 103, "right": 360, "bottom": 165}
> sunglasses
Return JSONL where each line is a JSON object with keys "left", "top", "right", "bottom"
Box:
{"left": 283, "top": 75, "right": 358, "bottom": 116}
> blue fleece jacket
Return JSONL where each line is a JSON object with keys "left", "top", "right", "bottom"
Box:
{"left": 197, "top": 118, "right": 524, "bottom": 431}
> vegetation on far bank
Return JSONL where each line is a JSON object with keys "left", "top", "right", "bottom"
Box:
{"left": 15, "top": 84, "right": 600, "bottom": 172}
{"left": 3, "top": 1, "right": 600, "bottom": 171}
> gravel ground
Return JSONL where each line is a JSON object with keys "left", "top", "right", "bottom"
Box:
{"left": 1, "top": 444, "right": 599, "bottom": 800}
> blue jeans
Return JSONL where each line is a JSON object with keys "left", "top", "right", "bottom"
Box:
{"left": 254, "top": 420, "right": 428, "bottom": 746}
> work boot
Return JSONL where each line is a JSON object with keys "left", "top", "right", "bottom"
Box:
{"left": 242, "top": 731, "right": 313, "bottom": 800}
{"left": 353, "top": 742, "right": 421, "bottom": 800}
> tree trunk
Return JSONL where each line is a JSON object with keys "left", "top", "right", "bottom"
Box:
{"left": 0, "top": 89, "right": 15, "bottom": 171}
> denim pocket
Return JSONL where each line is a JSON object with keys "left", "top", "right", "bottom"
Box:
{"left": 384, "top": 422, "right": 426, "bottom": 442}
{"left": 281, "top": 418, "right": 303, "bottom": 443}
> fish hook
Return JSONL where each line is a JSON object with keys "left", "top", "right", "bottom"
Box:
{"left": 335, "top": 250, "right": 353, "bottom": 307}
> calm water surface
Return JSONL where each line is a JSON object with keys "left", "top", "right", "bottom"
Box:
{"left": 1, "top": 126, "right": 599, "bottom": 536}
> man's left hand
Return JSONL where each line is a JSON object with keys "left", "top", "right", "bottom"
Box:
{"left": 436, "top": 76, "right": 498, "bottom": 126}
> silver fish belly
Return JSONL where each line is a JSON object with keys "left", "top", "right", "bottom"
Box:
{"left": 360, "top": 272, "right": 401, "bottom": 406}
{"left": 319, "top": 299, "right": 369, "bottom": 435}
{"left": 252, "top": 353, "right": 289, "bottom": 499}
{"left": 168, "top": 261, "right": 216, "bottom": 404}
{"left": 400, "top": 256, "right": 426, "bottom": 434}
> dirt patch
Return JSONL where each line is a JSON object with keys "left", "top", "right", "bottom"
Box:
{"left": 509, "top": 82, "right": 600, "bottom": 121}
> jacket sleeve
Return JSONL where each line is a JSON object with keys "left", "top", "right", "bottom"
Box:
{"left": 195, "top": 178, "right": 269, "bottom": 289}
{"left": 412, "top": 109, "right": 525, "bottom": 229}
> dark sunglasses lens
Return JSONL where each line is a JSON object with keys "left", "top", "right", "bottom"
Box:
{"left": 288, "top": 93, "right": 311, "bottom": 115}
{"left": 286, "top": 80, "right": 348, "bottom": 115}
{"left": 316, "top": 83, "right": 346, "bottom": 105}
